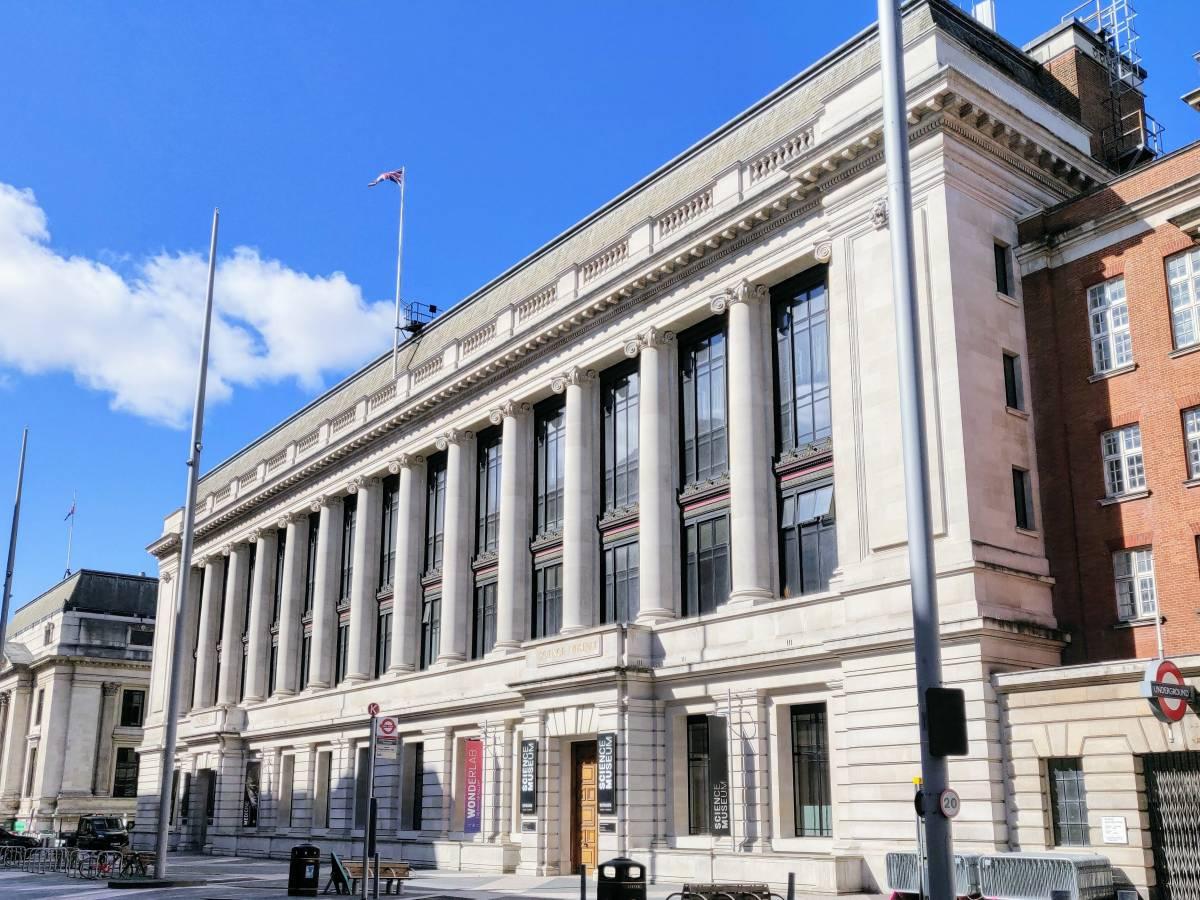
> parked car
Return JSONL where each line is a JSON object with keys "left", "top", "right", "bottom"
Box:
{"left": 0, "top": 826, "right": 38, "bottom": 849}
{"left": 60, "top": 816, "right": 129, "bottom": 851}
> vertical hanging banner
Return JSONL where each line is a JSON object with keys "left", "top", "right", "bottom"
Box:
{"left": 520, "top": 739, "right": 538, "bottom": 814}
{"left": 463, "top": 737, "right": 483, "bottom": 833}
{"left": 242, "top": 761, "right": 260, "bottom": 828}
{"left": 597, "top": 732, "right": 617, "bottom": 814}
{"left": 707, "top": 716, "right": 731, "bottom": 836}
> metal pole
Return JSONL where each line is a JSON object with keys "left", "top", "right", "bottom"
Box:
{"left": 155, "top": 208, "right": 220, "bottom": 879}
{"left": 391, "top": 169, "right": 407, "bottom": 378}
{"left": 64, "top": 489, "right": 76, "bottom": 579}
{"left": 875, "top": 2, "right": 955, "bottom": 898}
{"left": 0, "top": 427, "right": 29, "bottom": 664}
{"left": 363, "top": 713, "right": 376, "bottom": 900}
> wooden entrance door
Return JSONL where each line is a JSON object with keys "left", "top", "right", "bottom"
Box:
{"left": 571, "top": 741, "right": 599, "bottom": 875}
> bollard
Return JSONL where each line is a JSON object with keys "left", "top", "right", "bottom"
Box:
{"left": 787, "top": 872, "right": 795, "bottom": 900}
{"left": 580, "top": 864, "right": 588, "bottom": 900}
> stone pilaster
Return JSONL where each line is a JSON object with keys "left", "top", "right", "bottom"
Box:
{"left": 419, "top": 726, "right": 454, "bottom": 838}
{"left": 711, "top": 280, "right": 776, "bottom": 604}
{"left": 218, "top": 544, "right": 251, "bottom": 706}
{"left": 147, "top": 571, "right": 175, "bottom": 717}
{"left": 244, "top": 529, "right": 277, "bottom": 702}
{"left": 275, "top": 515, "right": 308, "bottom": 696}
{"left": 389, "top": 455, "right": 426, "bottom": 673}
{"left": 490, "top": 402, "right": 532, "bottom": 651}
{"left": 193, "top": 555, "right": 226, "bottom": 709}
{"left": 37, "top": 671, "right": 74, "bottom": 806}
{"left": 175, "top": 568, "right": 203, "bottom": 714}
{"left": 90, "top": 682, "right": 121, "bottom": 796}
{"left": 309, "top": 495, "right": 344, "bottom": 690}
{"left": 347, "top": 476, "right": 383, "bottom": 682}
{"left": 436, "top": 430, "right": 474, "bottom": 665}
{"left": 0, "top": 678, "right": 30, "bottom": 801}
{"left": 626, "top": 329, "right": 679, "bottom": 622}
{"left": 553, "top": 366, "right": 599, "bottom": 633}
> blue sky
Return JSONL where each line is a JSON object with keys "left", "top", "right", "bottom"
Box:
{"left": 0, "top": 1, "right": 1197, "bottom": 612}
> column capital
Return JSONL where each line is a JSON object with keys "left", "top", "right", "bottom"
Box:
{"left": 623, "top": 327, "right": 675, "bottom": 358}
{"left": 551, "top": 366, "right": 597, "bottom": 394}
{"left": 870, "top": 197, "right": 888, "bottom": 229}
{"left": 160, "top": 571, "right": 174, "bottom": 585}
{"left": 102, "top": 681, "right": 121, "bottom": 697}
{"left": 309, "top": 494, "right": 338, "bottom": 513}
{"left": 345, "top": 475, "right": 379, "bottom": 495}
{"left": 709, "top": 279, "right": 768, "bottom": 314}
{"left": 220, "top": 544, "right": 233, "bottom": 557}
{"left": 388, "top": 453, "right": 424, "bottom": 473}
{"left": 814, "top": 240, "right": 833, "bottom": 263}
{"left": 435, "top": 428, "right": 473, "bottom": 450}
{"left": 488, "top": 400, "right": 532, "bottom": 425}
{"left": 279, "top": 510, "right": 305, "bottom": 529}
{"left": 0, "top": 691, "right": 9, "bottom": 710}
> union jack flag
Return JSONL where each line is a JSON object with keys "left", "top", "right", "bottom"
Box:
{"left": 368, "top": 168, "right": 405, "bottom": 187}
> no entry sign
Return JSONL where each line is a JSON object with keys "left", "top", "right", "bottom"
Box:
{"left": 1143, "top": 659, "right": 1194, "bottom": 723}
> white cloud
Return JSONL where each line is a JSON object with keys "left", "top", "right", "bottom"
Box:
{"left": 0, "top": 183, "right": 394, "bottom": 426}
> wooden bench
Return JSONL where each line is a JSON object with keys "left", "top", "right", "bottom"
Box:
{"left": 325, "top": 854, "right": 411, "bottom": 895}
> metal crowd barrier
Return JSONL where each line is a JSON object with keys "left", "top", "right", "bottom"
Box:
{"left": 0, "top": 846, "right": 30, "bottom": 867}
{"left": 1, "top": 846, "right": 126, "bottom": 879}
{"left": 886, "top": 850, "right": 983, "bottom": 898}
{"left": 665, "top": 884, "right": 787, "bottom": 900}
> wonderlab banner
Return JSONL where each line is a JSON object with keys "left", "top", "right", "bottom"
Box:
{"left": 463, "top": 738, "right": 484, "bottom": 833}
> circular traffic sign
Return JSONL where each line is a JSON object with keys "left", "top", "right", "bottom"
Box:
{"left": 938, "top": 788, "right": 961, "bottom": 819}
{"left": 379, "top": 717, "right": 397, "bottom": 737}
{"left": 1144, "top": 660, "right": 1190, "bottom": 723}
{"left": 367, "top": 702, "right": 381, "bottom": 717}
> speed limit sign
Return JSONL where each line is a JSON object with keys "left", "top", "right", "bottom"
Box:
{"left": 938, "top": 788, "right": 961, "bottom": 819}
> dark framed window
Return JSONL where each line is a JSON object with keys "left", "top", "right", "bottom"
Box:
{"left": 272, "top": 529, "right": 286, "bottom": 624}
{"left": 335, "top": 621, "right": 349, "bottom": 683}
{"left": 686, "top": 715, "right": 711, "bottom": 835}
{"left": 217, "top": 557, "right": 231, "bottom": 643}
{"left": 419, "top": 594, "right": 440, "bottom": 671}
{"left": 339, "top": 495, "right": 357, "bottom": 603}
{"left": 680, "top": 324, "right": 728, "bottom": 486}
{"left": 424, "top": 454, "right": 447, "bottom": 574}
{"left": 354, "top": 746, "right": 370, "bottom": 829}
{"left": 1047, "top": 757, "right": 1089, "bottom": 846}
{"left": 113, "top": 747, "right": 139, "bottom": 798}
{"left": 683, "top": 513, "right": 730, "bottom": 616}
{"left": 476, "top": 429, "right": 502, "bottom": 555}
{"left": 34, "top": 688, "right": 44, "bottom": 725}
{"left": 779, "top": 482, "right": 837, "bottom": 598}
{"left": 603, "top": 364, "right": 639, "bottom": 511}
{"left": 243, "top": 543, "right": 257, "bottom": 636}
{"left": 602, "top": 540, "right": 639, "bottom": 624}
{"left": 379, "top": 474, "right": 400, "bottom": 592}
{"left": 535, "top": 400, "right": 567, "bottom": 534}
{"left": 410, "top": 743, "right": 425, "bottom": 831}
{"left": 117, "top": 689, "right": 143, "bottom": 728}
{"left": 1013, "top": 467, "right": 1035, "bottom": 530}
{"left": 994, "top": 242, "right": 1012, "bottom": 296}
{"left": 24, "top": 747, "right": 37, "bottom": 796}
{"left": 375, "top": 610, "right": 392, "bottom": 678}
{"left": 472, "top": 582, "right": 497, "bottom": 659}
{"left": 773, "top": 273, "right": 830, "bottom": 453}
{"left": 790, "top": 704, "right": 832, "bottom": 837}
{"left": 1003, "top": 352, "right": 1024, "bottom": 411}
{"left": 179, "top": 772, "right": 191, "bottom": 823}
{"left": 304, "top": 512, "right": 320, "bottom": 614}
{"left": 268, "top": 641, "right": 278, "bottom": 696}
{"left": 532, "top": 562, "right": 563, "bottom": 639}
{"left": 299, "top": 632, "right": 312, "bottom": 688}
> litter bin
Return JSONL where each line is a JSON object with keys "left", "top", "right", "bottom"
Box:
{"left": 598, "top": 857, "right": 647, "bottom": 900}
{"left": 288, "top": 843, "right": 321, "bottom": 897}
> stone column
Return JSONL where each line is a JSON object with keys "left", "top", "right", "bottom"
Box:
{"left": 347, "top": 476, "right": 383, "bottom": 682}
{"left": 627, "top": 328, "right": 679, "bottom": 622}
{"left": 38, "top": 671, "right": 75, "bottom": 803}
{"left": 0, "top": 691, "right": 8, "bottom": 793}
{"left": 176, "top": 568, "right": 203, "bottom": 714}
{"left": 192, "top": 555, "right": 226, "bottom": 709}
{"left": 309, "top": 496, "right": 344, "bottom": 690}
{"left": 436, "top": 430, "right": 474, "bottom": 665}
{"left": 244, "top": 529, "right": 278, "bottom": 703}
{"left": 276, "top": 515, "right": 308, "bottom": 696}
{"left": 490, "top": 402, "right": 531, "bottom": 651}
{"left": 553, "top": 366, "right": 598, "bottom": 632}
{"left": 0, "top": 679, "right": 30, "bottom": 800}
{"left": 712, "top": 279, "right": 775, "bottom": 604}
{"left": 389, "top": 455, "right": 425, "bottom": 673}
{"left": 218, "top": 544, "right": 250, "bottom": 706}
{"left": 147, "top": 571, "right": 174, "bottom": 718}
{"left": 91, "top": 682, "right": 121, "bottom": 796}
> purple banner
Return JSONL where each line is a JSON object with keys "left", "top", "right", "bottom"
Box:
{"left": 463, "top": 737, "right": 484, "bottom": 833}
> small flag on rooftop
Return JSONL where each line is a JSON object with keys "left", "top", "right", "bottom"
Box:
{"left": 368, "top": 168, "right": 405, "bottom": 187}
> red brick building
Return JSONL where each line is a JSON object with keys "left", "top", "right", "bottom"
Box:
{"left": 1018, "top": 141, "right": 1200, "bottom": 664}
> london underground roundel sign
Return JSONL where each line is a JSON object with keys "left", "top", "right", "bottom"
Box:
{"left": 1142, "top": 659, "right": 1193, "bottom": 724}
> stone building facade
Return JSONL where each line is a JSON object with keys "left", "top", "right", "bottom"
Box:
{"left": 134, "top": 1, "right": 1137, "bottom": 892}
{"left": 0, "top": 570, "right": 157, "bottom": 834}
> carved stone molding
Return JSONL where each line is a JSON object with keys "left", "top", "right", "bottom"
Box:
{"left": 388, "top": 453, "right": 424, "bottom": 474}
{"left": 488, "top": 400, "right": 532, "bottom": 425}
{"left": 0, "top": 690, "right": 9, "bottom": 709}
{"left": 709, "top": 279, "right": 768, "bottom": 314}
{"left": 220, "top": 544, "right": 233, "bottom": 558}
{"left": 435, "top": 429, "right": 473, "bottom": 451}
{"left": 550, "top": 366, "right": 597, "bottom": 394}
{"left": 102, "top": 681, "right": 121, "bottom": 698}
{"left": 160, "top": 571, "right": 174, "bottom": 585}
{"left": 870, "top": 197, "right": 888, "bottom": 230}
{"left": 345, "top": 475, "right": 369, "bottom": 495}
{"left": 623, "top": 327, "right": 676, "bottom": 358}
{"left": 814, "top": 241, "right": 833, "bottom": 263}
{"left": 309, "top": 495, "right": 330, "bottom": 513}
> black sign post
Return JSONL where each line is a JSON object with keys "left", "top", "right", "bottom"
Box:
{"left": 707, "top": 716, "right": 731, "bottom": 836}
{"left": 597, "top": 732, "right": 617, "bottom": 814}
{"left": 520, "top": 739, "right": 538, "bottom": 814}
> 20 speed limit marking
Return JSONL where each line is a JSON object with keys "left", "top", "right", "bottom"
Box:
{"left": 938, "top": 788, "right": 961, "bottom": 819}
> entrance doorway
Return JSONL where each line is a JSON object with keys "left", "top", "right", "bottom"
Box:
{"left": 1144, "top": 751, "right": 1200, "bottom": 900}
{"left": 570, "top": 741, "right": 599, "bottom": 876}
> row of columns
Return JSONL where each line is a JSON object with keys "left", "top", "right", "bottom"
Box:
{"left": 183, "top": 280, "right": 777, "bottom": 710}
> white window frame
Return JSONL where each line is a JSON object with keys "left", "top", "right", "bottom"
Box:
{"left": 1101, "top": 424, "right": 1146, "bottom": 497}
{"left": 1185, "top": 407, "right": 1200, "bottom": 481}
{"left": 1087, "top": 278, "right": 1133, "bottom": 374}
{"left": 1114, "top": 547, "right": 1156, "bottom": 621}
{"left": 1166, "top": 247, "right": 1200, "bottom": 351}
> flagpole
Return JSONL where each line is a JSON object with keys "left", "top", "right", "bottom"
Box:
{"left": 391, "top": 168, "right": 406, "bottom": 378}
{"left": 155, "top": 208, "right": 220, "bottom": 880}
{"left": 0, "top": 428, "right": 29, "bottom": 667}
{"left": 64, "top": 489, "right": 76, "bottom": 579}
